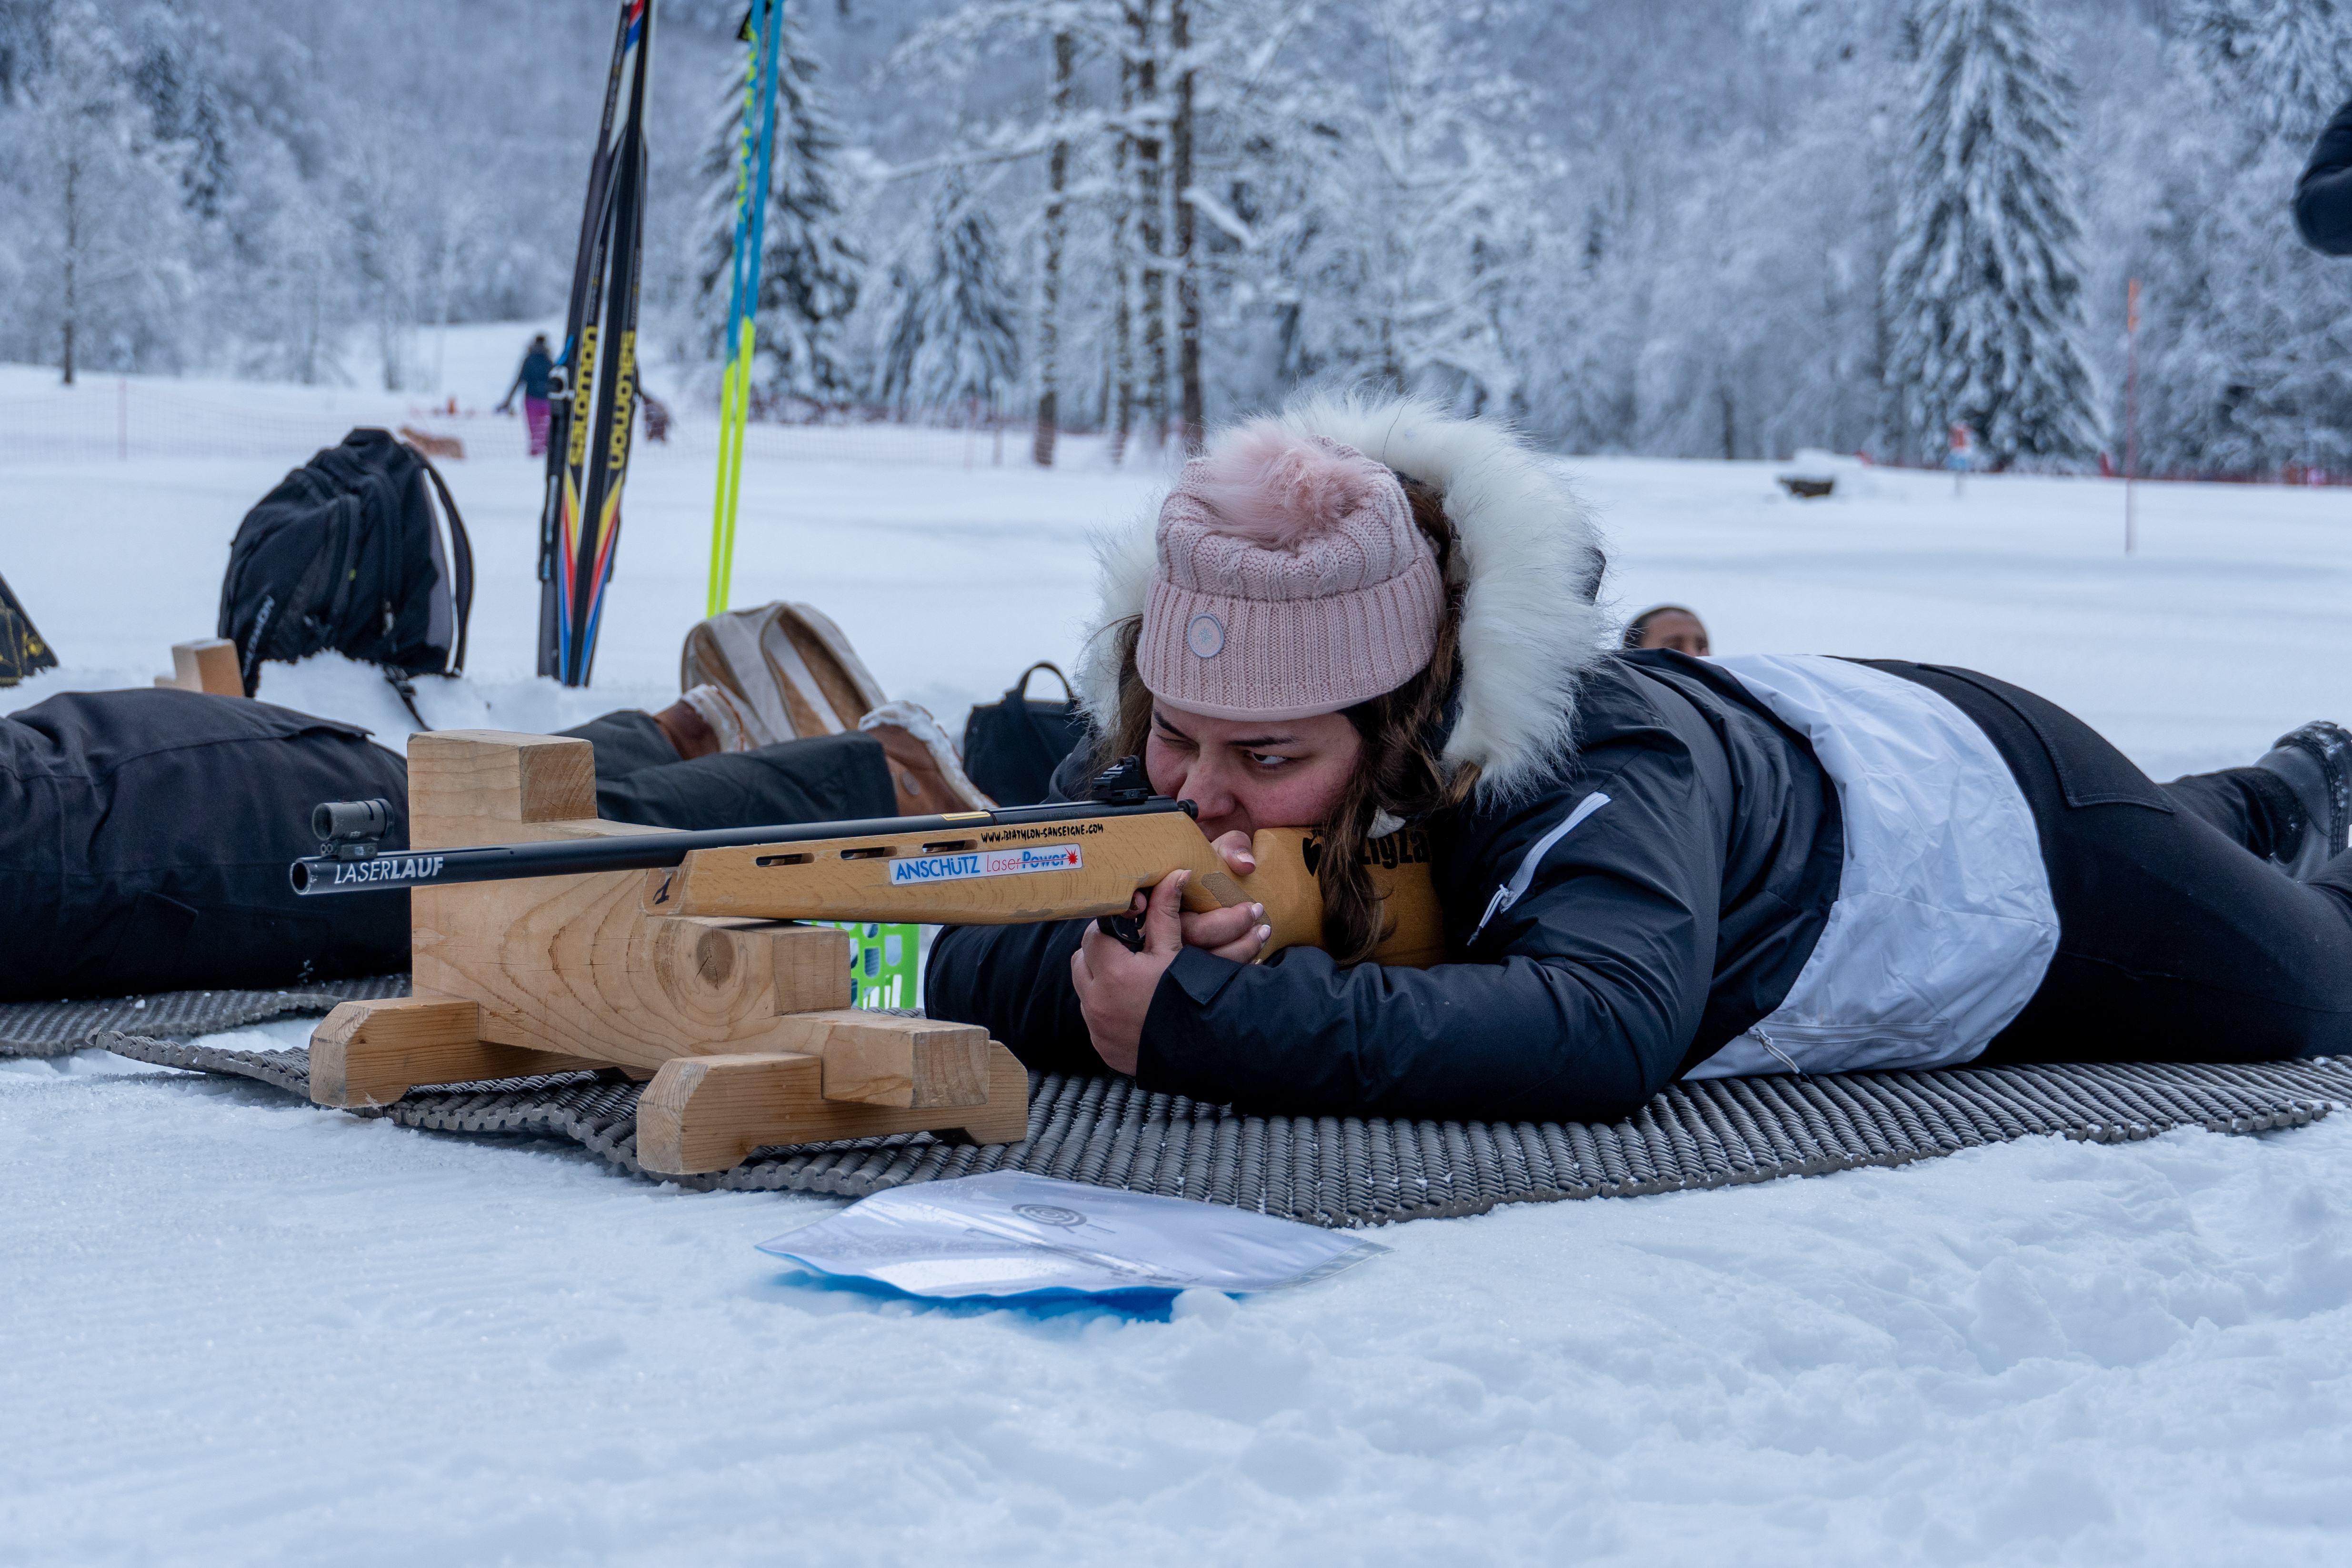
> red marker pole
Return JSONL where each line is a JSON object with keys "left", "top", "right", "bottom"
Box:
{"left": 2125, "top": 278, "right": 2140, "bottom": 556}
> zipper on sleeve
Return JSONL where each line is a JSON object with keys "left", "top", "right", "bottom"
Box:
{"left": 1467, "top": 792, "right": 1612, "bottom": 948}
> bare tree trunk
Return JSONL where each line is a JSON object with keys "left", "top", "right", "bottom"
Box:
{"left": 1171, "top": 0, "right": 1201, "bottom": 453}
{"left": 60, "top": 152, "right": 78, "bottom": 386}
{"left": 1110, "top": 41, "right": 1136, "bottom": 466}
{"left": 1132, "top": 0, "right": 1167, "bottom": 449}
{"left": 300, "top": 253, "right": 324, "bottom": 386}
{"left": 1034, "top": 30, "right": 1074, "bottom": 468}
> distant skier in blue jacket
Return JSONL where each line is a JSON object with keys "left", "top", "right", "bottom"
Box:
{"left": 497, "top": 334, "right": 555, "bottom": 457}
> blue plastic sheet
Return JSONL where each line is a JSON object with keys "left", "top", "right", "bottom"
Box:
{"left": 757, "top": 1171, "right": 1388, "bottom": 1301}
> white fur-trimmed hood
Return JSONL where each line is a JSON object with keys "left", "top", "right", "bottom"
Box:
{"left": 1076, "top": 392, "right": 1611, "bottom": 800}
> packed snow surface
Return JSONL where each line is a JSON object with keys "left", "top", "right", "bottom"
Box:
{"left": 7, "top": 1036, "right": 2352, "bottom": 1565}
{"left": 4, "top": 342, "right": 2352, "bottom": 1561}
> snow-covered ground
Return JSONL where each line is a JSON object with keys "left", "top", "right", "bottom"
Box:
{"left": 4, "top": 344, "right": 2352, "bottom": 1562}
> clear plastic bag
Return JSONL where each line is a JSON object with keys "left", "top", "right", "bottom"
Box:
{"left": 756, "top": 1171, "right": 1389, "bottom": 1301}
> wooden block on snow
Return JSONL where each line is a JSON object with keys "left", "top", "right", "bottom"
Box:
{"left": 307, "top": 996, "right": 620, "bottom": 1108}
{"left": 952, "top": 1043, "right": 1032, "bottom": 1148}
{"left": 634, "top": 1041, "right": 1031, "bottom": 1176}
{"left": 634, "top": 1051, "right": 822, "bottom": 1176}
{"left": 398, "top": 730, "right": 861, "bottom": 1070}
{"left": 416, "top": 896, "right": 852, "bottom": 1071}
{"left": 398, "top": 425, "right": 465, "bottom": 461}
{"left": 407, "top": 730, "right": 600, "bottom": 847}
{"left": 178, "top": 639, "right": 242, "bottom": 695}
{"left": 766, "top": 1009, "right": 991, "bottom": 1108}
{"left": 155, "top": 638, "right": 242, "bottom": 695}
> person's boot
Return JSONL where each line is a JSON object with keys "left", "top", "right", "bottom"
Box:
{"left": 650, "top": 683, "right": 757, "bottom": 759}
{"left": 2256, "top": 721, "right": 2352, "bottom": 879}
{"left": 680, "top": 602, "right": 888, "bottom": 744}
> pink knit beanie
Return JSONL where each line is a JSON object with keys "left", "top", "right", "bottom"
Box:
{"left": 1139, "top": 423, "right": 1443, "bottom": 721}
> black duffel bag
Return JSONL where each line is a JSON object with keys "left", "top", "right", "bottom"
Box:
{"left": 218, "top": 428, "right": 473, "bottom": 701}
{"left": 961, "top": 662, "right": 1091, "bottom": 806}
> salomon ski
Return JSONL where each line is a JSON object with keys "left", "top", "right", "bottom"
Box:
{"left": 538, "top": 0, "right": 656, "bottom": 686}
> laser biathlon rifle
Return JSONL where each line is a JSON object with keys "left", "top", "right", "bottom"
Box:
{"left": 291, "top": 760, "right": 1447, "bottom": 967}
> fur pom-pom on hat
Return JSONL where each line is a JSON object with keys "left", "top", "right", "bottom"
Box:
{"left": 1138, "top": 423, "right": 1443, "bottom": 721}
{"left": 1182, "top": 423, "right": 1397, "bottom": 547}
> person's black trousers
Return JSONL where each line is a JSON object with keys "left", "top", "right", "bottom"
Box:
{"left": 1869, "top": 663, "right": 2352, "bottom": 1061}
{"left": 0, "top": 691, "right": 897, "bottom": 1001}
{"left": 556, "top": 710, "right": 895, "bottom": 831}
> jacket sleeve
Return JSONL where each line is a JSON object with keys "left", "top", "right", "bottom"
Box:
{"left": 925, "top": 917, "right": 1104, "bottom": 1076}
{"left": 1136, "top": 726, "right": 1723, "bottom": 1124}
{"left": 2298, "top": 97, "right": 2352, "bottom": 255}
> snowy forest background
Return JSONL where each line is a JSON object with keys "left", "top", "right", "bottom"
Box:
{"left": 0, "top": 0, "right": 2346, "bottom": 474}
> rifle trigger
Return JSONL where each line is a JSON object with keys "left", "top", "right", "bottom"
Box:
{"left": 1096, "top": 911, "right": 1147, "bottom": 953}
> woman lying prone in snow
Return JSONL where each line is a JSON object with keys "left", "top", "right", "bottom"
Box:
{"left": 924, "top": 396, "right": 2352, "bottom": 1124}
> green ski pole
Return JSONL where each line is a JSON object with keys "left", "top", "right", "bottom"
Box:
{"left": 708, "top": 0, "right": 784, "bottom": 618}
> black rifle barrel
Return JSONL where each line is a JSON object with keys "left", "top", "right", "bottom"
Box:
{"left": 289, "top": 797, "right": 1190, "bottom": 896}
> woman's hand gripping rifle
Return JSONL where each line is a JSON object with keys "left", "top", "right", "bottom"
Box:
{"left": 290, "top": 758, "right": 1445, "bottom": 968}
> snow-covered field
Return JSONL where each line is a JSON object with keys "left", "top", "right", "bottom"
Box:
{"left": 5, "top": 339, "right": 2352, "bottom": 1562}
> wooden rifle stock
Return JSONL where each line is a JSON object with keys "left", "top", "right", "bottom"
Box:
{"left": 293, "top": 794, "right": 1446, "bottom": 967}
{"left": 650, "top": 810, "right": 1446, "bottom": 968}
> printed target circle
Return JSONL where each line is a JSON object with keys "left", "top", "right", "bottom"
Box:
{"left": 1186, "top": 613, "right": 1225, "bottom": 659}
{"left": 1013, "top": 1203, "right": 1088, "bottom": 1228}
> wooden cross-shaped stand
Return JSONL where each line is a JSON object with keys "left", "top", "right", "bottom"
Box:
{"left": 308, "top": 729, "right": 1028, "bottom": 1175}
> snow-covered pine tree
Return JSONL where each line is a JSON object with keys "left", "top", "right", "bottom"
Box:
{"left": 1281, "top": 0, "right": 1527, "bottom": 412}
{"left": 695, "top": 5, "right": 864, "bottom": 407}
{"left": 2195, "top": 0, "right": 2352, "bottom": 140}
{"left": 877, "top": 172, "right": 1021, "bottom": 417}
{"left": 1882, "top": 0, "right": 2099, "bottom": 467}
{"left": 2136, "top": 0, "right": 2352, "bottom": 475}
{"left": 128, "top": 2, "right": 230, "bottom": 221}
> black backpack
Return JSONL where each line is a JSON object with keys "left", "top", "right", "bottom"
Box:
{"left": 218, "top": 428, "right": 473, "bottom": 703}
{"left": 961, "top": 662, "right": 1092, "bottom": 806}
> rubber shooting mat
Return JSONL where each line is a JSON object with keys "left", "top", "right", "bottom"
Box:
{"left": 0, "top": 975, "right": 411, "bottom": 1058}
{"left": 93, "top": 1024, "right": 2352, "bottom": 1228}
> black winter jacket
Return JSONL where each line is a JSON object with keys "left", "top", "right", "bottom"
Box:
{"left": 924, "top": 651, "right": 1844, "bottom": 1125}
{"left": 2297, "top": 97, "right": 2352, "bottom": 255}
{"left": 0, "top": 689, "right": 410, "bottom": 1001}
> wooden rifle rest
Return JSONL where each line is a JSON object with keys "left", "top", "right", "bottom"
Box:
{"left": 308, "top": 730, "right": 1026, "bottom": 1174}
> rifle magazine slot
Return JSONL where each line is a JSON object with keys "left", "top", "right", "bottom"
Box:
{"left": 919, "top": 840, "right": 976, "bottom": 853}
{"left": 838, "top": 846, "right": 891, "bottom": 860}
{"left": 755, "top": 852, "right": 814, "bottom": 867}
